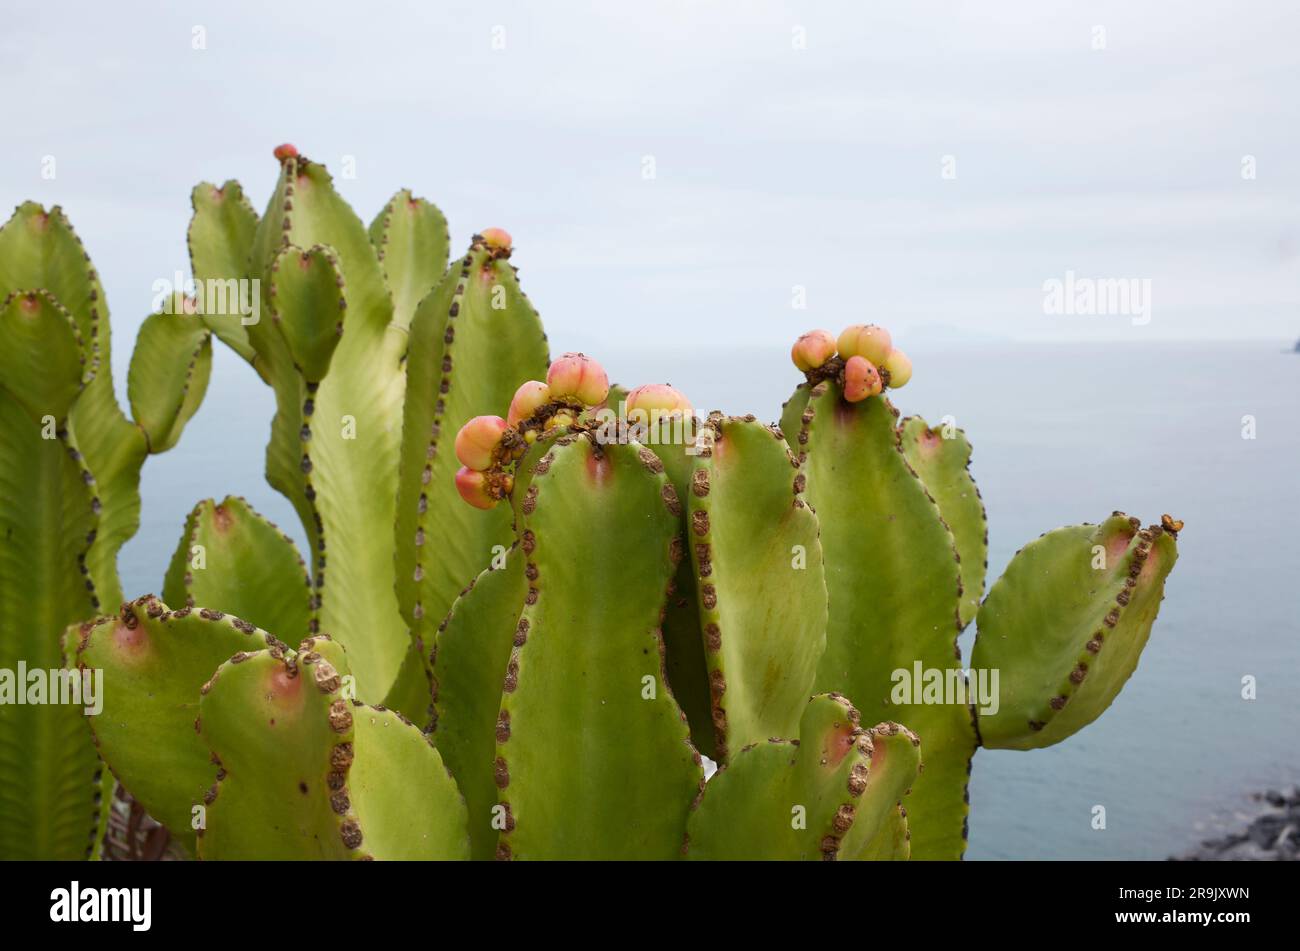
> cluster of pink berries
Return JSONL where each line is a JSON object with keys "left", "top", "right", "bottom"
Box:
{"left": 790, "top": 324, "right": 911, "bottom": 401}
{"left": 453, "top": 352, "right": 610, "bottom": 509}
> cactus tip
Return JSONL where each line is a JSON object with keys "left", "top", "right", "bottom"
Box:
{"left": 273, "top": 143, "right": 299, "bottom": 162}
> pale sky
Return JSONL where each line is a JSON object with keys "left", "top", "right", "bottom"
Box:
{"left": 3, "top": 0, "right": 1297, "bottom": 376}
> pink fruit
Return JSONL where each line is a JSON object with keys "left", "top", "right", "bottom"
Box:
{"left": 791, "top": 329, "right": 837, "bottom": 372}
{"left": 273, "top": 143, "right": 298, "bottom": 161}
{"left": 882, "top": 348, "right": 912, "bottom": 388}
{"left": 454, "top": 467, "right": 498, "bottom": 510}
{"left": 837, "top": 324, "right": 892, "bottom": 365}
{"left": 480, "top": 228, "right": 512, "bottom": 251}
{"left": 507, "top": 380, "right": 551, "bottom": 426}
{"left": 843, "top": 355, "right": 882, "bottom": 402}
{"left": 625, "top": 383, "right": 692, "bottom": 416}
{"left": 454, "top": 415, "right": 508, "bottom": 471}
{"left": 546, "top": 352, "right": 610, "bottom": 406}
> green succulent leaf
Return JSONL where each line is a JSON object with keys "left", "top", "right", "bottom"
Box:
{"left": 899, "top": 416, "right": 987, "bottom": 629}
{"left": 395, "top": 238, "right": 548, "bottom": 647}
{"left": 686, "top": 694, "right": 920, "bottom": 861}
{"left": 267, "top": 244, "right": 345, "bottom": 383}
{"left": 686, "top": 416, "right": 827, "bottom": 760}
{"left": 368, "top": 190, "right": 449, "bottom": 332}
{"left": 0, "top": 203, "right": 145, "bottom": 605}
{"left": 0, "top": 289, "right": 90, "bottom": 423}
{"left": 187, "top": 180, "right": 259, "bottom": 365}
{"left": 74, "top": 595, "right": 287, "bottom": 853}
{"left": 127, "top": 308, "right": 212, "bottom": 453}
{"left": 496, "top": 435, "right": 703, "bottom": 860}
{"left": 972, "top": 514, "right": 1179, "bottom": 749}
{"left": 243, "top": 153, "right": 414, "bottom": 703}
{"left": 0, "top": 390, "right": 101, "bottom": 859}
{"left": 198, "top": 640, "right": 467, "bottom": 859}
{"left": 430, "top": 546, "right": 526, "bottom": 860}
{"left": 782, "top": 382, "right": 976, "bottom": 860}
{"left": 162, "top": 496, "right": 311, "bottom": 641}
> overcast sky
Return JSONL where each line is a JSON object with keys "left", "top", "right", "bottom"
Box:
{"left": 3, "top": 0, "right": 1297, "bottom": 374}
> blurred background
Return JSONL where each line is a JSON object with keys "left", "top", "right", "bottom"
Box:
{"left": 2, "top": 0, "right": 1296, "bottom": 858}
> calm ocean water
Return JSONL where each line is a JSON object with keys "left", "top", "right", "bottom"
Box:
{"left": 121, "top": 339, "right": 1300, "bottom": 860}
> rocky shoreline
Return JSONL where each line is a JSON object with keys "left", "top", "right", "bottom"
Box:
{"left": 1172, "top": 787, "right": 1300, "bottom": 861}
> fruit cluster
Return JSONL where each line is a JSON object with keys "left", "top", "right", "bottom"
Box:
{"left": 790, "top": 324, "right": 912, "bottom": 400}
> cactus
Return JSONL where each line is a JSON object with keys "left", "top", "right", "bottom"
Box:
{"left": 187, "top": 150, "right": 548, "bottom": 717}
{"left": 781, "top": 326, "right": 1180, "bottom": 859}
{"left": 3, "top": 155, "right": 1183, "bottom": 860}
{"left": 0, "top": 205, "right": 210, "bottom": 859}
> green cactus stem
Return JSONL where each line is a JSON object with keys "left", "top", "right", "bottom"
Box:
{"left": 682, "top": 414, "right": 827, "bottom": 761}
{"left": 197, "top": 635, "right": 468, "bottom": 860}
{"left": 495, "top": 434, "right": 702, "bottom": 859}
{"left": 781, "top": 380, "right": 977, "bottom": 861}
{"left": 162, "top": 496, "right": 312, "bottom": 642}
{"left": 394, "top": 233, "right": 548, "bottom": 656}
{"left": 0, "top": 204, "right": 210, "bottom": 859}
{"left": 429, "top": 547, "right": 526, "bottom": 860}
{"left": 188, "top": 152, "right": 451, "bottom": 709}
{"left": 686, "top": 694, "right": 921, "bottom": 860}
{"left": 72, "top": 595, "right": 289, "bottom": 855}
{"left": 898, "top": 416, "right": 987, "bottom": 628}
{"left": 972, "top": 513, "right": 1180, "bottom": 749}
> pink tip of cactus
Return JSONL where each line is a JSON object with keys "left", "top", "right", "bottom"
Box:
{"left": 480, "top": 227, "right": 512, "bottom": 251}
{"left": 837, "top": 324, "right": 892, "bottom": 366}
{"left": 843, "top": 355, "right": 883, "bottom": 402}
{"left": 546, "top": 352, "right": 610, "bottom": 406}
{"left": 791, "top": 329, "right": 837, "bottom": 372}
{"left": 508, "top": 380, "right": 551, "bottom": 426}
{"left": 454, "top": 415, "right": 508, "bottom": 471}
{"left": 273, "top": 143, "right": 299, "bottom": 162}
{"left": 454, "top": 467, "right": 498, "bottom": 510}
{"left": 625, "top": 383, "right": 692, "bottom": 416}
{"left": 882, "top": 348, "right": 912, "bottom": 388}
